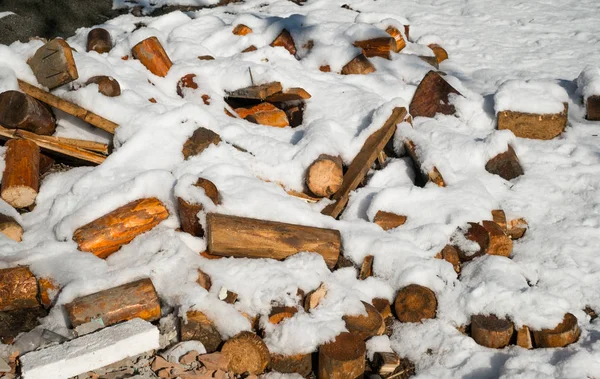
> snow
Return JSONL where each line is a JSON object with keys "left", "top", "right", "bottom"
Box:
{"left": 494, "top": 80, "right": 569, "bottom": 115}
{"left": 0, "top": 12, "right": 15, "bottom": 20}
{"left": 577, "top": 66, "right": 600, "bottom": 102}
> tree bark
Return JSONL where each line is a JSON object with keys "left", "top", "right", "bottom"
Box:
{"left": 0, "top": 90, "right": 56, "bottom": 135}
{"left": 452, "top": 222, "right": 490, "bottom": 262}
{"left": 132, "top": 36, "right": 173, "bottom": 77}
{"left": 1, "top": 139, "right": 40, "bottom": 208}
{"left": 485, "top": 145, "right": 524, "bottom": 180}
{"left": 358, "top": 255, "right": 374, "bottom": 280}
{"left": 343, "top": 301, "right": 384, "bottom": 340}
{"left": 270, "top": 353, "right": 312, "bottom": 377}
{"left": 86, "top": 76, "right": 121, "bottom": 97}
{"left": 394, "top": 284, "right": 437, "bottom": 323}
{"left": 318, "top": 332, "right": 365, "bottom": 379}
{"left": 182, "top": 127, "right": 221, "bottom": 160}
{"left": 306, "top": 155, "right": 343, "bottom": 197}
{"left": 533, "top": 313, "right": 580, "bottom": 348}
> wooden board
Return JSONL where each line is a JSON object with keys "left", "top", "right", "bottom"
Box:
{"left": 265, "top": 88, "right": 312, "bottom": 103}
{"left": 28, "top": 39, "right": 78, "bottom": 89}
{"left": 226, "top": 82, "right": 283, "bottom": 101}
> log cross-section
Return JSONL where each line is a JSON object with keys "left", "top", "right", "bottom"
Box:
{"left": 0, "top": 266, "right": 39, "bottom": 312}
{"left": 318, "top": 332, "right": 366, "bottom": 379}
{"left": 28, "top": 38, "right": 78, "bottom": 89}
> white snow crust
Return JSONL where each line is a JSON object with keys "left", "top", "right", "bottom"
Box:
{"left": 494, "top": 80, "right": 568, "bottom": 115}
{"left": 577, "top": 66, "right": 600, "bottom": 101}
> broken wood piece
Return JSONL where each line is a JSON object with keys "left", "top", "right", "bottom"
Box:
{"left": 0, "top": 213, "right": 24, "bottom": 242}
{"left": 85, "top": 76, "right": 121, "bottom": 97}
{"left": 372, "top": 298, "right": 392, "bottom": 320}
{"left": 0, "top": 90, "right": 56, "bottom": 135}
{"left": 182, "top": 127, "right": 221, "bottom": 159}
{"left": 265, "top": 87, "right": 311, "bottom": 103}
{"left": 497, "top": 104, "right": 568, "bottom": 140}
{"left": 65, "top": 278, "right": 160, "bottom": 328}
{"left": 428, "top": 44, "right": 448, "bottom": 64}
{"left": 318, "top": 332, "right": 365, "bottom": 379}
{"left": 516, "top": 325, "right": 533, "bottom": 349}
{"left": 178, "top": 178, "right": 219, "bottom": 237}
{"left": 72, "top": 197, "right": 169, "bottom": 258}
{"left": 394, "top": 284, "right": 437, "bottom": 323}
{"left": 373, "top": 210, "right": 407, "bottom": 230}
{"left": 452, "top": 222, "right": 489, "bottom": 262}
{"left": 222, "top": 331, "right": 270, "bottom": 375}
{"left": 491, "top": 210, "right": 507, "bottom": 232}
{"left": 470, "top": 314, "right": 514, "bottom": 349}
{"left": 237, "top": 103, "right": 290, "bottom": 127}
{"left": 485, "top": 145, "right": 524, "bottom": 180}
{"left": 196, "top": 269, "right": 212, "bottom": 291}
{"left": 481, "top": 220, "right": 513, "bottom": 257}
{"left": 321, "top": 107, "right": 407, "bottom": 218}
{"left": 1, "top": 139, "right": 40, "bottom": 208}
{"left": 305, "top": 154, "right": 343, "bottom": 197}
{"left": 409, "top": 70, "right": 461, "bottom": 118}
{"left": 218, "top": 287, "right": 238, "bottom": 304}
{"left": 270, "top": 353, "right": 312, "bottom": 377}
{"left": 358, "top": 255, "right": 374, "bottom": 280}
{"left": 533, "top": 313, "right": 580, "bottom": 348}
{"left": 181, "top": 311, "right": 223, "bottom": 352}
{"left": 269, "top": 306, "right": 298, "bottom": 324}
{"left": 586, "top": 95, "right": 600, "bottom": 120}
{"left": 38, "top": 277, "right": 59, "bottom": 309}
{"left": 437, "top": 245, "right": 461, "bottom": 273}
{"left": 403, "top": 139, "right": 445, "bottom": 187}
{"left": 87, "top": 28, "right": 112, "bottom": 54}
{"left": 341, "top": 53, "right": 376, "bottom": 75}
{"left": 270, "top": 29, "right": 296, "bottom": 56}
{"left": 507, "top": 218, "right": 528, "bottom": 240}
{"left": 372, "top": 351, "right": 400, "bottom": 377}
{"left": 226, "top": 82, "right": 283, "bottom": 101}
{"left": 385, "top": 26, "right": 406, "bottom": 52}
{"left": 132, "top": 36, "right": 173, "bottom": 77}
{"left": 354, "top": 37, "right": 395, "bottom": 59}
{"left": 0, "top": 266, "right": 39, "bottom": 311}
{"left": 206, "top": 213, "right": 341, "bottom": 269}
{"left": 232, "top": 24, "right": 252, "bottom": 36}
{"left": 304, "top": 283, "right": 327, "bottom": 311}
{"left": 28, "top": 38, "right": 78, "bottom": 89}
{"left": 197, "top": 352, "right": 229, "bottom": 371}
{"left": 343, "top": 301, "right": 384, "bottom": 339}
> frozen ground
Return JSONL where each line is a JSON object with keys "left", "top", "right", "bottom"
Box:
{"left": 1, "top": 0, "right": 600, "bottom": 378}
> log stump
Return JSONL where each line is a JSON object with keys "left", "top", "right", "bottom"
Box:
{"left": 481, "top": 221, "right": 513, "bottom": 257}
{"left": 1, "top": 139, "right": 40, "bottom": 208}
{"left": 341, "top": 54, "right": 376, "bottom": 75}
{"left": 497, "top": 104, "right": 568, "bottom": 140}
{"left": 182, "top": 127, "right": 222, "bottom": 159}
{"left": 452, "top": 223, "right": 490, "bottom": 262}
{"left": 409, "top": 71, "right": 461, "bottom": 118}
{"left": 178, "top": 177, "right": 219, "bottom": 237}
{"left": 0, "top": 90, "right": 56, "bottom": 135}
{"left": 0, "top": 266, "right": 39, "bottom": 311}
{"left": 86, "top": 76, "right": 121, "bottom": 97}
{"left": 28, "top": 38, "right": 78, "bottom": 89}
{"left": 343, "top": 301, "right": 384, "bottom": 339}
{"left": 394, "top": 284, "right": 437, "bottom": 323}
{"left": 0, "top": 214, "right": 24, "bottom": 242}
{"left": 485, "top": 145, "right": 524, "bottom": 180}
{"left": 270, "top": 353, "right": 312, "bottom": 377}
{"left": 373, "top": 211, "right": 407, "bottom": 230}
{"left": 87, "top": 28, "right": 112, "bottom": 54}
{"left": 181, "top": 310, "right": 223, "bottom": 353}
{"left": 318, "top": 332, "right": 365, "bottom": 379}
{"left": 470, "top": 314, "right": 514, "bottom": 349}
{"left": 222, "top": 331, "right": 270, "bottom": 375}
{"left": 306, "top": 155, "right": 343, "bottom": 197}
{"left": 533, "top": 313, "right": 580, "bottom": 348}
{"left": 132, "top": 36, "right": 173, "bottom": 77}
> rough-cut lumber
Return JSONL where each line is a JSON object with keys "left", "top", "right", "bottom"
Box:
{"left": 343, "top": 301, "right": 384, "bottom": 340}
{"left": 587, "top": 95, "right": 600, "bottom": 121}
{"left": 30, "top": 133, "right": 108, "bottom": 155}
{"left": 533, "top": 313, "right": 580, "bottom": 348}
{"left": 237, "top": 103, "right": 290, "bottom": 128}
{"left": 409, "top": 71, "right": 461, "bottom": 118}
{"left": 428, "top": 44, "right": 448, "bottom": 64}
{"left": 87, "top": 28, "right": 112, "bottom": 54}
{"left": 28, "top": 38, "right": 78, "bottom": 89}
{"left": 394, "top": 284, "right": 437, "bottom": 323}
{"left": 453, "top": 222, "right": 490, "bottom": 262}
{"left": 305, "top": 154, "right": 343, "bottom": 197}
{"left": 86, "top": 76, "right": 121, "bottom": 97}
{"left": 507, "top": 218, "right": 528, "bottom": 240}
{"left": 196, "top": 269, "right": 212, "bottom": 291}
{"left": 1, "top": 139, "right": 40, "bottom": 208}
{"left": 178, "top": 178, "right": 219, "bottom": 237}
{"left": 72, "top": 197, "right": 169, "bottom": 259}
{"left": 354, "top": 37, "right": 395, "bottom": 59}
{"left": 226, "top": 82, "right": 283, "bottom": 101}
{"left": 497, "top": 104, "right": 568, "bottom": 140}
{"left": 318, "top": 332, "right": 366, "bottom": 379}
{"left": 0, "top": 307, "right": 47, "bottom": 344}
{"left": 132, "top": 36, "right": 173, "bottom": 77}
{"left": 0, "top": 213, "right": 24, "bottom": 242}
{"left": 18, "top": 79, "right": 118, "bottom": 134}
{"left": 269, "top": 306, "right": 298, "bottom": 324}
{"left": 304, "top": 283, "right": 327, "bottom": 311}
{"left": 470, "top": 314, "right": 514, "bottom": 349}
{"left": 485, "top": 145, "right": 524, "bottom": 180}
{"left": 358, "top": 255, "right": 374, "bottom": 280}
{"left": 265, "top": 88, "right": 311, "bottom": 103}
{"left": 270, "top": 353, "right": 312, "bottom": 377}
{"left": 403, "top": 139, "right": 445, "bottom": 187}
{"left": 516, "top": 325, "right": 533, "bottom": 349}
{"left": 222, "top": 331, "right": 270, "bottom": 375}
{"left": 206, "top": 213, "right": 341, "bottom": 269}
{"left": 373, "top": 210, "right": 407, "bottom": 230}
{"left": 321, "top": 107, "right": 407, "bottom": 218}
{"left": 0, "top": 266, "right": 39, "bottom": 311}
{"left": 65, "top": 278, "right": 160, "bottom": 328}
{"left": 436, "top": 245, "right": 461, "bottom": 273}
{"left": 270, "top": 29, "right": 296, "bottom": 56}
{"left": 0, "top": 90, "right": 56, "bottom": 135}
{"left": 182, "top": 127, "right": 222, "bottom": 159}
{"left": 491, "top": 209, "right": 507, "bottom": 232}
{"left": 341, "top": 53, "right": 376, "bottom": 75}
{"left": 385, "top": 26, "right": 406, "bottom": 52}
{"left": 180, "top": 310, "right": 223, "bottom": 352}
{"left": 372, "top": 351, "right": 400, "bottom": 377}
{"left": 38, "top": 277, "right": 58, "bottom": 309}
{"left": 482, "top": 220, "right": 513, "bottom": 257}
{"left": 232, "top": 24, "right": 252, "bottom": 35}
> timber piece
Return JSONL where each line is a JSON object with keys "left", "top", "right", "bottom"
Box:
{"left": 353, "top": 37, "right": 395, "bottom": 59}
{"left": 385, "top": 26, "right": 406, "bottom": 52}
{"left": 533, "top": 313, "right": 580, "bottom": 348}
{"left": 270, "top": 353, "right": 312, "bottom": 377}
{"left": 87, "top": 28, "right": 112, "bottom": 54}
{"left": 341, "top": 53, "right": 376, "bottom": 75}
{"left": 452, "top": 222, "right": 490, "bottom": 262}
{"left": 182, "top": 127, "right": 222, "bottom": 159}
{"left": 38, "top": 277, "right": 59, "bottom": 309}
{"left": 232, "top": 24, "right": 252, "bottom": 36}
{"left": 1, "top": 139, "right": 40, "bottom": 208}
{"left": 28, "top": 38, "right": 78, "bottom": 89}
{"left": 206, "top": 213, "right": 341, "bottom": 269}
{"left": 64, "top": 278, "right": 160, "bottom": 328}
{"left": 409, "top": 70, "right": 461, "bottom": 118}
{"left": 373, "top": 210, "right": 407, "bottom": 230}
{"left": 343, "top": 301, "right": 384, "bottom": 340}
{"left": 178, "top": 178, "right": 219, "bottom": 237}
{"left": 238, "top": 103, "right": 290, "bottom": 128}
{"left": 222, "top": 331, "right": 270, "bottom": 375}
{"left": 587, "top": 95, "right": 600, "bottom": 120}
{"left": 507, "top": 218, "right": 528, "bottom": 240}
{"left": 497, "top": 104, "right": 568, "bottom": 140}
{"left": 436, "top": 245, "right": 461, "bottom": 273}
{"left": 196, "top": 269, "right": 212, "bottom": 291}
{"left": 318, "top": 332, "right": 366, "bottom": 379}
{"left": 242, "top": 45, "right": 257, "bottom": 53}
{"left": 485, "top": 145, "right": 524, "bottom": 180}
{"left": 218, "top": 287, "right": 238, "bottom": 304}
{"left": 181, "top": 310, "right": 223, "bottom": 352}
{"left": 516, "top": 325, "right": 533, "bottom": 349}
{"left": 284, "top": 104, "right": 304, "bottom": 127}
{"left": 0, "top": 90, "right": 56, "bottom": 135}
{"left": 403, "top": 139, "right": 445, "bottom": 187}
{"left": 0, "top": 266, "right": 39, "bottom": 311}
{"left": 85, "top": 76, "right": 121, "bottom": 97}
{"left": 132, "top": 36, "right": 173, "bottom": 77}
{"left": 470, "top": 314, "right": 514, "bottom": 349}
{"left": 481, "top": 220, "right": 513, "bottom": 257}
{"left": 418, "top": 56, "right": 439, "bottom": 69}
{"left": 491, "top": 210, "right": 507, "bottom": 232}
{"left": 372, "top": 351, "right": 400, "bottom": 378}
{"left": 226, "top": 82, "right": 283, "bottom": 101}
{"left": 394, "top": 284, "right": 437, "bottom": 323}
{"left": 176, "top": 74, "right": 198, "bottom": 97}
{"left": 270, "top": 29, "right": 297, "bottom": 56}
{"left": 72, "top": 197, "right": 169, "bottom": 259}
{"left": 358, "top": 255, "right": 374, "bottom": 280}
{"left": 321, "top": 107, "right": 407, "bottom": 218}
{"left": 18, "top": 79, "right": 119, "bottom": 134}
{"left": 304, "top": 283, "right": 327, "bottom": 311}
{"left": 319, "top": 65, "right": 331, "bottom": 73}
{"left": 305, "top": 154, "right": 343, "bottom": 197}
{"left": 269, "top": 306, "right": 298, "bottom": 324}
{"left": 0, "top": 307, "right": 47, "bottom": 344}
{"left": 265, "top": 88, "right": 312, "bottom": 103}
{"left": 428, "top": 44, "right": 448, "bottom": 64}
{"left": 39, "top": 153, "right": 54, "bottom": 174}
{"left": 0, "top": 214, "right": 24, "bottom": 242}
{"left": 372, "top": 298, "right": 392, "bottom": 320}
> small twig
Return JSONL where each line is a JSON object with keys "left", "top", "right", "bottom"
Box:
{"left": 387, "top": 368, "right": 410, "bottom": 379}
{"left": 248, "top": 67, "right": 255, "bottom": 86}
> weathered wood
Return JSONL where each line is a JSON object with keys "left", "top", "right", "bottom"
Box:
{"left": 28, "top": 38, "right": 78, "bottom": 89}
{"left": 470, "top": 314, "right": 514, "bottom": 349}
{"left": 485, "top": 145, "right": 524, "bottom": 180}
{"left": 65, "top": 278, "right": 160, "bottom": 328}
{"left": 1, "top": 139, "right": 40, "bottom": 208}
{"left": 507, "top": 218, "right": 528, "bottom": 240}
{"left": 196, "top": 269, "right": 212, "bottom": 291}
{"left": 178, "top": 178, "right": 219, "bottom": 237}
{"left": 394, "top": 284, "right": 437, "bottom": 323}
{"left": 452, "top": 222, "right": 490, "bottom": 262}
{"left": 409, "top": 71, "right": 461, "bottom": 118}
{"left": 343, "top": 301, "right": 384, "bottom": 340}
{"left": 428, "top": 44, "right": 448, "bottom": 64}
{"left": 372, "top": 298, "right": 392, "bottom": 320}
{"left": 497, "top": 104, "right": 568, "bottom": 140}
{"left": 181, "top": 310, "right": 223, "bottom": 353}
{"left": 372, "top": 351, "right": 400, "bottom": 378}
{"left": 182, "top": 127, "right": 221, "bottom": 159}
{"left": 354, "top": 37, "right": 395, "bottom": 59}
{"left": 304, "top": 283, "right": 327, "bottom": 311}
{"left": 533, "top": 313, "right": 580, "bottom": 348}
{"left": 587, "top": 95, "right": 600, "bottom": 121}
{"left": 270, "top": 353, "right": 312, "bottom": 377}
{"left": 86, "top": 76, "right": 121, "bottom": 97}
{"left": 232, "top": 24, "right": 252, "bottom": 36}
{"left": 321, "top": 107, "right": 407, "bottom": 218}
{"left": 516, "top": 325, "right": 533, "bottom": 349}
{"left": 265, "top": 88, "right": 312, "bottom": 103}
{"left": 403, "top": 139, "right": 445, "bottom": 187}
{"left": 226, "top": 82, "right": 283, "bottom": 101}
{"left": 270, "top": 29, "right": 296, "bottom": 56}
{"left": 238, "top": 103, "right": 290, "bottom": 127}
{"left": 341, "top": 54, "right": 376, "bottom": 75}
{"left": 269, "top": 306, "right": 298, "bottom": 324}
{"left": 373, "top": 211, "right": 407, "bottom": 230}
{"left": 132, "top": 36, "right": 173, "bottom": 77}
{"left": 0, "top": 90, "right": 56, "bottom": 135}
{"left": 491, "top": 209, "right": 507, "bottom": 232}
{"left": 0, "top": 267, "right": 39, "bottom": 311}
{"left": 318, "top": 332, "right": 365, "bottom": 379}
{"left": 72, "top": 198, "right": 169, "bottom": 259}
{"left": 0, "top": 213, "right": 24, "bottom": 242}
{"left": 436, "top": 244, "right": 461, "bottom": 273}
{"left": 38, "top": 277, "right": 59, "bottom": 309}
{"left": 385, "top": 26, "right": 406, "bottom": 52}
{"left": 482, "top": 221, "right": 513, "bottom": 257}
{"left": 87, "top": 28, "right": 112, "bottom": 54}
{"left": 222, "top": 331, "right": 270, "bottom": 375}
{"left": 358, "top": 255, "right": 374, "bottom": 280}
{"left": 206, "top": 213, "right": 341, "bottom": 269}
{"left": 306, "top": 155, "right": 343, "bottom": 197}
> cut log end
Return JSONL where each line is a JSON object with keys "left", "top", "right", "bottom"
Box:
{"left": 132, "top": 36, "right": 173, "bottom": 77}
{"left": 394, "top": 284, "right": 437, "bottom": 323}
{"left": 374, "top": 210, "right": 407, "bottom": 230}
{"left": 428, "top": 44, "right": 449, "bottom": 63}
{"left": 385, "top": 26, "right": 406, "bottom": 52}
{"left": 318, "top": 332, "right": 366, "bottom": 379}
{"left": 222, "top": 331, "right": 270, "bottom": 375}
{"left": 269, "top": 306, "right": 298, "bottom": 324}
{"left": 586, "top": 95, "right": 600, "bottom": 121}
{"left": 343, "top": 301, "right": 384, "bottom": 340}
{"left": 438, "top": 245, "right": 461, "bottom": 273}
{"left": 485, "top": 145, "right": 524, "bottom": 180}
{"left": 409, "top": 70, "right": 461, "bottom": 118}
{"left": 0, "top": 214, "right": 24, "bottom": 242}
{"left": 470, "top": 314, "right": 514, "bottom": 349}
{"left": 306, "top": 155, "right": 343, "bottom": 197}
{"left": 533, "top": 313, "right": 580, "bottom": 348}
{"left": 270, "top": 29, "right": 296, "bottom": 56}
{"left": 341, "top": 54, "right": 376, "bottom": 75}
{"left": 232, "top": 24, "right": 252, "bottom": 36}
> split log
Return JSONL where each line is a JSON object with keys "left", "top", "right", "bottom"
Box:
{"left": 470, "top": 314, "right": 514, "bottom": 349}
{"left": 176, "top": 74, "right": 198, "bottom": 97}
{"left": 497, "top": 104, "right": 568, "bottom": 140}
{"left": 358, "top": 255, "right": 374, "bottom": 280}
{"left": 0, "top": 266, "right": 39, "bottom": 311}
{"left": 371, "top": 298, "right": 392, "bottom": 320}
{"left": 178, "top": 178, "right": 219, "bottom": 237}
{"left": 341, "top": 53, "right": 376, "bottom": 75}
{"left": 373, "top": 210, "right": 407, "bottom": 230}
{"left": 26, "top": 134, "right": 108, "bottom": 155}
{"left": 0, "top": 90, "right": 56, "bottom": 135}
{"left": 491, "top": 210, "right": 507, "bottom": 232}
{"left": 403, "top": 139, "right": 445, "bottom": 187}
{"left": 533, "top": 313, "right": 580, "bottom": 348}
{"left": 586, "top": 95, "right": 600, "bottom": 121}
{"left": 87, "top": 28, "right": 112, "bottom": 54}
{"left": 180, "top": 310, "right": 223, "bottom": 352}
{"left": 222, "top": 331, "right": 270, "bottom": 375}
{"left": 452, "top": 222, "right": 489, "bottom": 262}
{"left": 305, "top": 155, "right": 343, "bottom": 197}
{"left": 218, "top": 287, "right": 238, "bottom": 304}
{"left": 242, "top": 45, "right": 258, "bottom": 53}
{"left": 385, "top": 26, "right": 406, "bottom": 52}
{"left": 269, "top": 306, "right": 298, "bottom": 324}
{"left": 436, "top": 245, "right": 461, "bottom": 273}
{"left": 1, "top": 139, "right": 40, "bottom": 208}
{"left": 516, "top": 325, "right": 533, "bottom": 349}
{"left": 507, "top": 218, "right": 528, "bottom": 240}
{"left": 28, "top": 38, "right": 78, "bottom": 89}
{"left": 481, "top": 221, "right": 513, "bottom": 257}
{"left": 304, "top": 283, "right": 327, "bottom": 311}
{"left": 226, "top": 82, "right": 283, "bottom": 101}
{"left": 206, "top": 213, "right": 341, "bottom": 269}
{"left": 182, "top": 127, "right": 221, "bottom": 159}
{"left": 394, "top": 284, "right": 437, "bottom": 323}
{"left": 372, "top": 351, "right": 400, "bottom": 378}
{"left": 38, "top": 277, "right": 59, "bottom": 309}
{"left": 0, "top": 213, "right": 24, "bottom": 242}
{"left": 196, "top": 269, "right": 212, "bottom": 291}
{"left": 418, "top": 55, "right": 439, "bottom": 69}
{"left": 353, "top": 37, "right": 395, "bottom": 59}
{"left": 132, "top": 36, "right": 173, "bottom": 77}
{"left": 409, "top": 71, "right": 461, "bottom": 118}
{"left": 232, "top": 24, "right": 252, "bottom": 35}
{"left": 270, "top": 29, "right": 297, "bottom": 56}
{"left": 343, "top": 301, "right": 384, "bottom": 339}
{"left": 72, "top": 197, "right": 169, "bottom": 259}
{"left": 64, "top": 278, "right": 160, "bottom": 328}
{"left": 428, "top": 44, "right": 448, "bottom": 64}
{"left": 485, "top": 145, "right": 524, "bottom": 180}
{"left": 404, "top": 25, "right": 411, "bottom": 41}
{"left": 85, "top": 76, "right": 121, "bottom": 97}
{"left": 265, "top": 88, "right": 312, "bottom": 103}
{"left": 270, "top": 353, "right": 312, "bottom": 377}
{"left": 322, "top": 107, "right": 407, "bottom": 218}
{"left": 318, "top": 332, "right": 365, "bottom": 379}
{"left": 237, "top": 103, "right": 290, "bottom": 127}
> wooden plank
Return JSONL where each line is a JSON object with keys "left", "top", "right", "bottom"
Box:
{"left": 225, "top": 82, "right": 283, "bottom": 101}
{"left": 28, "top": 39, "right": 78, "bottom": 90}
{"left": 264, "top": 87, "right": 311, "bottom": 103}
